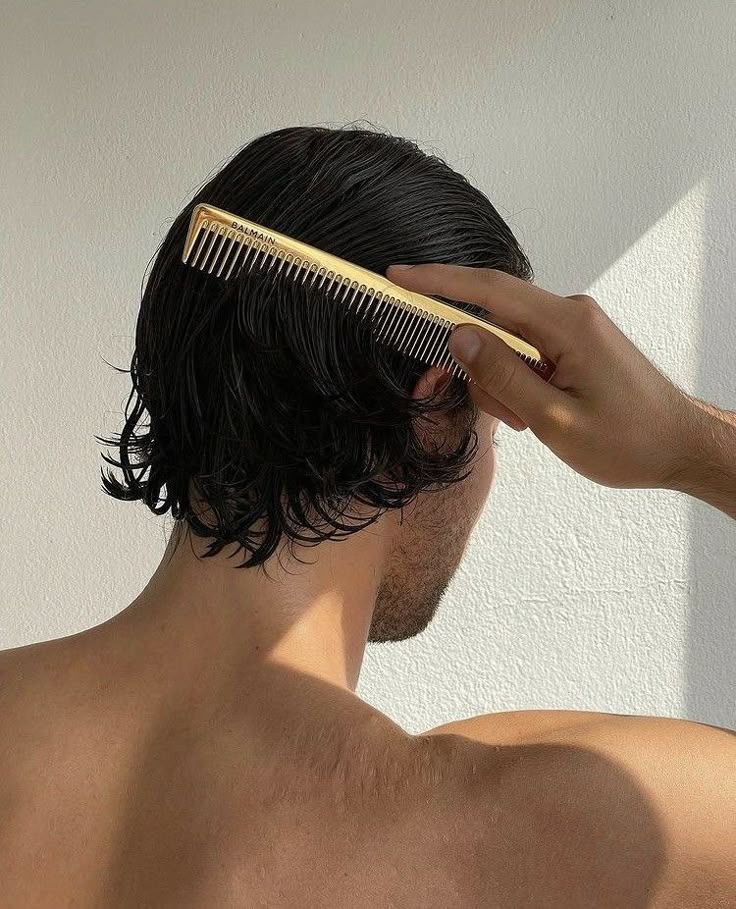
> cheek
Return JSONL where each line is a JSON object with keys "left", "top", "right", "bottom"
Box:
{"left": 465, "top": 439, "right": 497, "bottom": 524}
{"left": 474, "top": 413, "right": 499, "bottom": 493}
{"left": 476, "top": 447, "right": 497, "bottom": 501}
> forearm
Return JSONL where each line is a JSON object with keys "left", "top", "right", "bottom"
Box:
{"left": 667, "top": 396, "right": 736, "bottom": 520}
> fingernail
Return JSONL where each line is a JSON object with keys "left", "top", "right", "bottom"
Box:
{"left": 389, "top": 263, "right": 414, "bottom": 270}
{"left": 449, "top": 326, "right": 483, "bottom": 365}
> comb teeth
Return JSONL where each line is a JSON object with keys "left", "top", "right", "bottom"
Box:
{"left": 181, "top": 206, "right": 557, "bottom": 384}
{"left": 184, "top": 220, "right": 468, "bottom": 379}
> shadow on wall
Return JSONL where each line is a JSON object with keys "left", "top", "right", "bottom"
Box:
{"left": 686, "top": 168, "right": 736, "bottom": 729}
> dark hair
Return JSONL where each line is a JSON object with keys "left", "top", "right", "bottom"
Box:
{"left": 97, "top": 123, "right": 533, "bottom": 567}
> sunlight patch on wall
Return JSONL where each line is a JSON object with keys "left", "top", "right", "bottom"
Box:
{"left": 585, "top": 178, "right": 707, "bottom": 394}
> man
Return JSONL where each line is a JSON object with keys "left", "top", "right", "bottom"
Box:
{"left": 0, "top": 126, "right": 733, "bottom": 907}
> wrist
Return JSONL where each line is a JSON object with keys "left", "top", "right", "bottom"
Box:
{"left": 662, "top": 394, "right": 736, "bottom": 503}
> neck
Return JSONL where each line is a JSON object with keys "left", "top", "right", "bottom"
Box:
{"left": 105, "top": 514, "right": 394, "bottom": 701}
{"left": 70, "top": 512, "right": 422, "bottom": 796}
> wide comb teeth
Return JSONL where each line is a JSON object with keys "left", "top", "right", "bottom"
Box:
{"left": 182, "top": 206, "right": 557, "bottom": 384}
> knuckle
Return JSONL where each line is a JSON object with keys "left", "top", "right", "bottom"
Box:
{"left": 573, "top": 294, "right": 605, "bottom": 329}
{"left": 567, "top": 293, "right": 597, "bottom": 306}
{"left": 398, "top": 262, "right": 435, "bottom": 279}
{"left": 479, "top": 267, "right": 515, "bottom": 300}
{"left": 479, "top": 266, "right": 507, "bottom": 285}
{"left": 422, "top": 262, "right": 449, "bottom": 277}
{"left": 416, "top": 261, "right": 460, "bottom": 290}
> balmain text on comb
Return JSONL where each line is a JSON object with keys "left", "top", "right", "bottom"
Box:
{"left": 181, "top": 203, "right": 556, "bottom": 382}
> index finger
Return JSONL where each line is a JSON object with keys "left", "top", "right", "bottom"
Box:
{"left": 386, "top": 263, "right": 569, "bottom": 361}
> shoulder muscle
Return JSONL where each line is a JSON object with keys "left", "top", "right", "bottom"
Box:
{"left": 423, "top": 710, "right": 736, "bottom": 908}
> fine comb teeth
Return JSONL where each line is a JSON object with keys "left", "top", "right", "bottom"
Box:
{"left": 181, "top": 202, "right": 556, "bottom": 383}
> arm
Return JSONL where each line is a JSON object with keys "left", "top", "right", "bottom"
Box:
{"left": 387, "top": 263, "right": 736, "bottom": 520}
{"left": 667, "top": 396, "right": 736, "bottom": 520}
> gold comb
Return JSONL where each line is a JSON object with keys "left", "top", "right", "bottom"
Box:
{"left": 181, "top": 203, "right": 555, "bottom": 382}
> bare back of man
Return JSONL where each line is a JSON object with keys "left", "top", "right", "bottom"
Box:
{"left": 0, "top": 632, "right": 734, "bottom": 909}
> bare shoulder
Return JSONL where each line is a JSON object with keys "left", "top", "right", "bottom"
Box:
{"left": 0, "top": 636, "right": 78, "bottom": 709}
{"left": 0, "top": 635, "right": 101, "bottom": 764}
{"left": 0, "top": 639, "right": 46, "bottom": 712}
{"left": 422, "top": 706, "right": 736, "bottom": 763}
{"left": 421, "top": 710, "right": 736, "bottom": 908}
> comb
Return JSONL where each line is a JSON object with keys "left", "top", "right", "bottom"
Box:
{"left": 181, "top": 203, "right": 555, "bottom": 382}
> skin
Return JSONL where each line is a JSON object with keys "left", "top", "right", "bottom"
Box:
{"left": 0, "top": 263, "right": 734, "bottom": 907}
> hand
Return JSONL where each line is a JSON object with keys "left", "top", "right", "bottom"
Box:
{"left": 386, "top": 263, "right": 693, "bottom": 490}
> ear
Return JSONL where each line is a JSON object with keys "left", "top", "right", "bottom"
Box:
{"left": 410, "top": 366, "right": 456, "bottom": 451}
{"left": 410, "top": 365, "right": 453, "bottom": 403}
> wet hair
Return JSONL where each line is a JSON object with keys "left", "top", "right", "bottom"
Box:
{"left": 97, "top": 123, "right": 533, "bottom": 568}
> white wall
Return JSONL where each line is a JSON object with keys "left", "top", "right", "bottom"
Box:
{"left": 2, "top": 0, "right": 734, "bottom": 732}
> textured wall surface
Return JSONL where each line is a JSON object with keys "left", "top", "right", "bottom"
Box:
{"left": 2, "top": 1, "right": 734, "bottom": 733}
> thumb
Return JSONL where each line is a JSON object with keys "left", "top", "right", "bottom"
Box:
{"left": 449, "top": 325, "right": 561, "bottom": 426}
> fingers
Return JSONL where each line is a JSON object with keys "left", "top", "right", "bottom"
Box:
{"left": 449, "top": 323, "right": 566, "bottom": 428}
{"left": 469, "top": 384, "right": 528, "bottom": 431}
{"left": 386, "top": 263, "right": 570, "bottom": 362}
